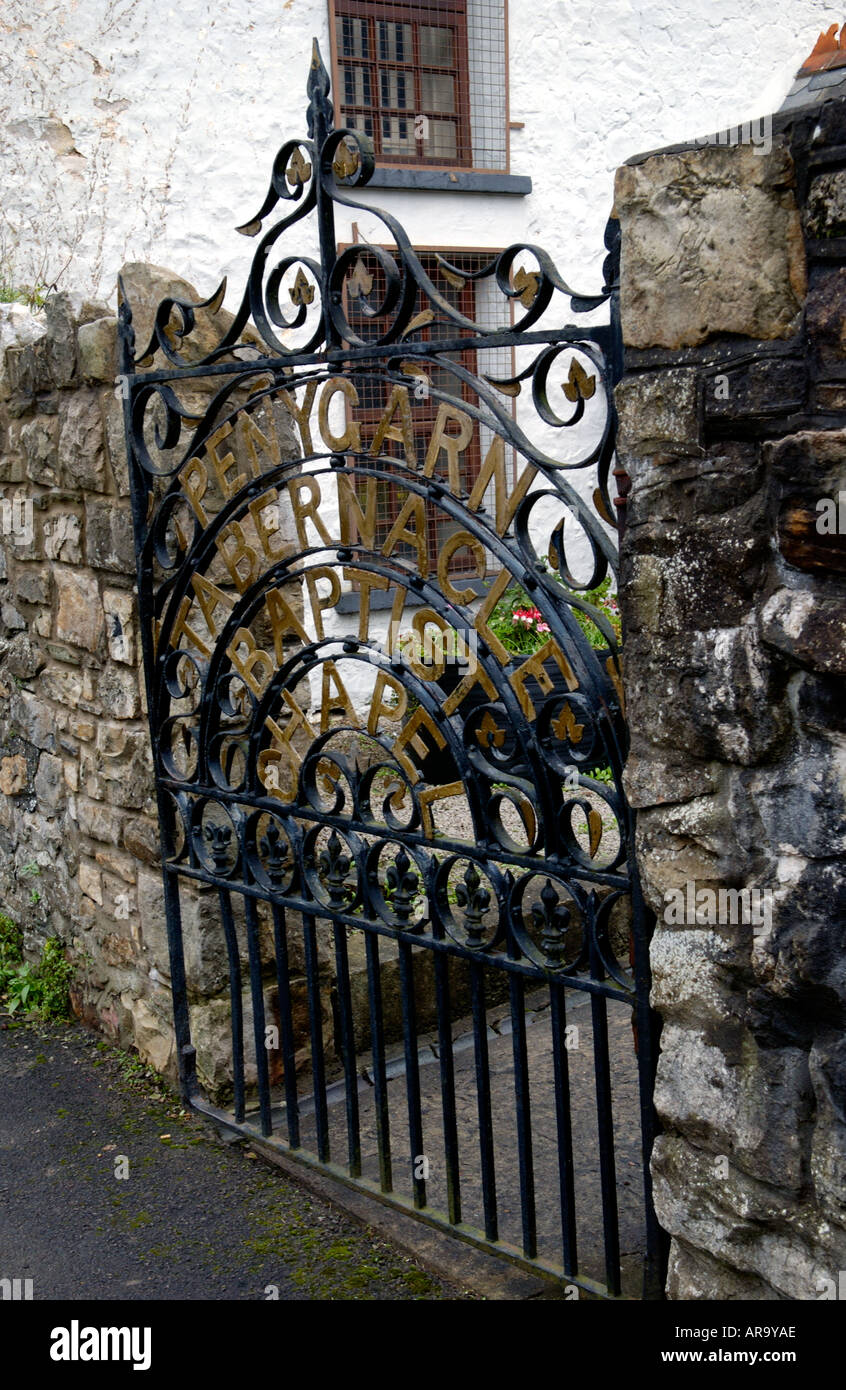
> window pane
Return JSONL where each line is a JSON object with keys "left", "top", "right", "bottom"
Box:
{"left": 420, "top": 25, "right": 453, "bottom": 66}
{"left": 338, "top": 15, "right": 368, "bottom": 59}
{"left": 341, "top": 64, "right": 372, "bottom": 108}
{"left": 379, "top": 68, "right": 411, "bottom": 110}
{"left": 421, "top": 72, "right": 454, "bottom": 114}
{"left": 377, "top": 21, "right": 411, "bottom": 62}
{"left": 381, "top": 114, "right": 414, "bottom": 156}
{"left": 346, "top": 113, "right": 374, "bottom": 140}
{"left": 424, "top": 119, "right": 458, "bottom": 160}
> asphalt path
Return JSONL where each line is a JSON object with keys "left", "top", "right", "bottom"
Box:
{"left": 0, "top": 1017, "right": 466, "bottom": 1301}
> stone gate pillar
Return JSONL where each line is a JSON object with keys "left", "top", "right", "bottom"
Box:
{"left": 615, "top": 81, "right": 846, "bottom": 1298}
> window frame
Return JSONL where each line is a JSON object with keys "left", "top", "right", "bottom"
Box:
{"left": 328, "top": 0, "right": 511, "bottom": 176}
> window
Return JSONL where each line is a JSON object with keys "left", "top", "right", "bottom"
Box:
{"left": 340, "top": 246, "right": 513, "bottom": 580}
{"left": 330, "top": 0, "right": 508, "bottom": 172}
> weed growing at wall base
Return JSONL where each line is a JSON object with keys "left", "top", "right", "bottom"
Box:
{"left": 0, "top": 913, "right": 73, "bottom": 1019}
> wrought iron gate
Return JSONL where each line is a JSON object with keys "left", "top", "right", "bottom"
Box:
{"left": 120, "top": 42, "right": 665, "bottom": 1299}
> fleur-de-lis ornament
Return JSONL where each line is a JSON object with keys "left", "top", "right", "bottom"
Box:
{"left": 454, "top": 862, "right": 491, "bottom": 949}
{"left": 552, "top": 702, "right": 584, "bottom": 745}
{"left": 385, "top": 846, "right": 419, "bottom": 925}
{"left": 318, "top": 829, "right": 352, "bottom": 907}
{"left": 259, "top": 821, "right": 290, "bottom": 888}
{"left": 290, "top": 267, "right": 315, "bottom": 307}
{"left": 476, "top": 710, "right": 506, "bottom": 750}
{"left": 530, "top": 878, "right": 571, "bottom": 968}
{"left": 203, "top": 820, "right": 233, "bottom": 873}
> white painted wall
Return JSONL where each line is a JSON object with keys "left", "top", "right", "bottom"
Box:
{"left": 0, "top": 0, "right": 833, "bottom": 304}
{"left": 0, "top": 0, "right": 834, "bottom": 712}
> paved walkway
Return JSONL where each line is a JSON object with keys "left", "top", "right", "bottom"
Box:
{"left": 0, "top": 1017, "right": 467, "bottom": 1301}
{"left": 295, "top": 985, "right": 647, "bottom": 1297}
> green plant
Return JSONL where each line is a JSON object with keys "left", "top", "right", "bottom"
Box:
{"left": 35, "top": 938, "right": 73, "bottom": 1020}
{"left": 20, "top": 862, "right": 41, "bottom": 877}
{"left": 4, "top": 960, "right": 37, "bottom": 1014}
{"left": 484, "top": 565, "right": 621, "bottom": 657}
{"left": 0, "top": 279, "right": 48, "bottom": 310}
{"left": 0, "top": 911, "right": 23, "bottom": 970}
{"left": 0, "top": 920, "right": 72, "bottom": 1020}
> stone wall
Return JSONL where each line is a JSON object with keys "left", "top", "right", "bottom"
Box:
{"left": 0, "top": 266, "right": 318, "bottom": 1093}
{"left": 615, "top": 98, "right": 846, "bottom": 1298}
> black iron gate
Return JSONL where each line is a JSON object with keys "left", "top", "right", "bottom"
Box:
{"left": 120, "top": 43, "right": 665, "bottom": 1299}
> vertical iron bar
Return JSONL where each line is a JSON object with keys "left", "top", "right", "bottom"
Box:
{"left": 161, "top": 868, "right": 194, "bottom": 1101}
{"left": 218, "top": 888, "right": 246, "bottom": 1124}
{"left": 549, "top": 979, "right": 578, "bottom": 1276}
{"left": 508, "top": 973, "right": 537, "bottom": 1258}
{"left": 244, "top": 895, "right": 272, "bottom": 1137}
{"left": 271, "top": 903, "right": 300, "bottom": 1149}
{"left": 307, "top": 40, "right": 340, "bottom": 347}
{"left": 364, "top": 931, "right": 392, "bottom": 1193}
{"left": 302, "top": 910, "right": 330, "bottom": 1162}
{"left": 332, "top": 922, "right": 361, "bottom": 1177}
{"left": 433, "top": 952, "right": 461, "bottom": 1225}
{"left": 470, "top": 959, "right": 497, "bottom": 1242}
{"left": 397, "top": 940, "right": 426, "bottom": 1208}
{"left": 589, "top": 898, "right": 622, "bottom": 1297}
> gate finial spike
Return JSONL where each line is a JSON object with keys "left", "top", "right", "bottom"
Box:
{"left": 307, "top": 38, "right": 332, "bottom": 134}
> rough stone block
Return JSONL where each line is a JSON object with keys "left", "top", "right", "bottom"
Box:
{"left": 804, "top": 169, "right": 846, "bottom": 239}
{"left": 77, "top": 317, "right": 117, "bottom": 384}
{"left": 615, "top": 145, "right": 806, "bottom": 348}
{"left": 760, "top": 588, "right": 846, "bottom": 673}
{"left": 14, "top": 566, "right": 50, "bottom": 606}
{"left": 78, "top": 860, "right": 103, "bottom": 905}
{"left": 54, "top": 566, "right": 102, "bottom": 652}
{"left": 43, "top": 293, "right": 78, "bottom": 388}
{"left": 85, "top": 498, "right": 135, "bottom": 572}
{"left": 5, "top": 633, "right": 46, "bottom": 679}
{"left": 20, "top": 415, "right": 59, "bottom": 486}
{"left": 97, "top": 664, "right": 141, "bottom": 719}
{"left": 615, "top": 369, "right": 700, "bottom": 460}
{"left": 58, "top": 391, "right": 105, "bottom": 491}
{"left": 0, "top": 753, "right": 28, "bottom": 795}
{"left": 33, "top": 751, "right": 64, "bottom": 811}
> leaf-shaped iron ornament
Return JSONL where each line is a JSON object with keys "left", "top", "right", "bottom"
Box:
{"left": 286, "top": 147, "right": 312, "bottom": 188}
{"left": 562, "top": 357, "right": 597, "bottom": 403}
{"left": 289, "top": 267, "right": 315, "bottom": 306}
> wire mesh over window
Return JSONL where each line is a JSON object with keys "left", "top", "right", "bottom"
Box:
{"left": 343, "top": 248, "right": 512, "bottom": 575}
{"left": 331, "top": 0, "right": 507, "bottom": 170}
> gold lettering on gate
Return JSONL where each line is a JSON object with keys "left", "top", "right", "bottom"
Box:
{"left": 320, "top": 661, "right": 359, "bottom": 732}
{"left": 438, "top": 531, "right": 486, "bottom": 605}
{"left": 337, "top": 473, "right": 377, "bottom": 549}
{"left": 381, "top": 491, "right": 428, "bottom": 575}
{"left": 319, "top": 377, "right": 362, "bottom": 453}
{"left": 367, "top": 672, "right": 408, "bottom": 733}
{"left": 466, "top": 437, "right": 537, "bottom": 534}
{"left": 227, "top": 628, "right": 275, "bottom": 697}
{"left": 305, "top": 567, "right": 343, "bottom": 639}
{"left": 370, "top": 384, "right": 417, "bottom": 467}
{"left": 287, "top": 474, "right": 334, "bottom": 548}
{"left": 509, "top": 641, "right": 578, "bottom": 718}
{"left": 279, "top": 381, "right": 318, "bottom": 455}
{"left": 422, "top": 403, "right": 474, "bottom": 491}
